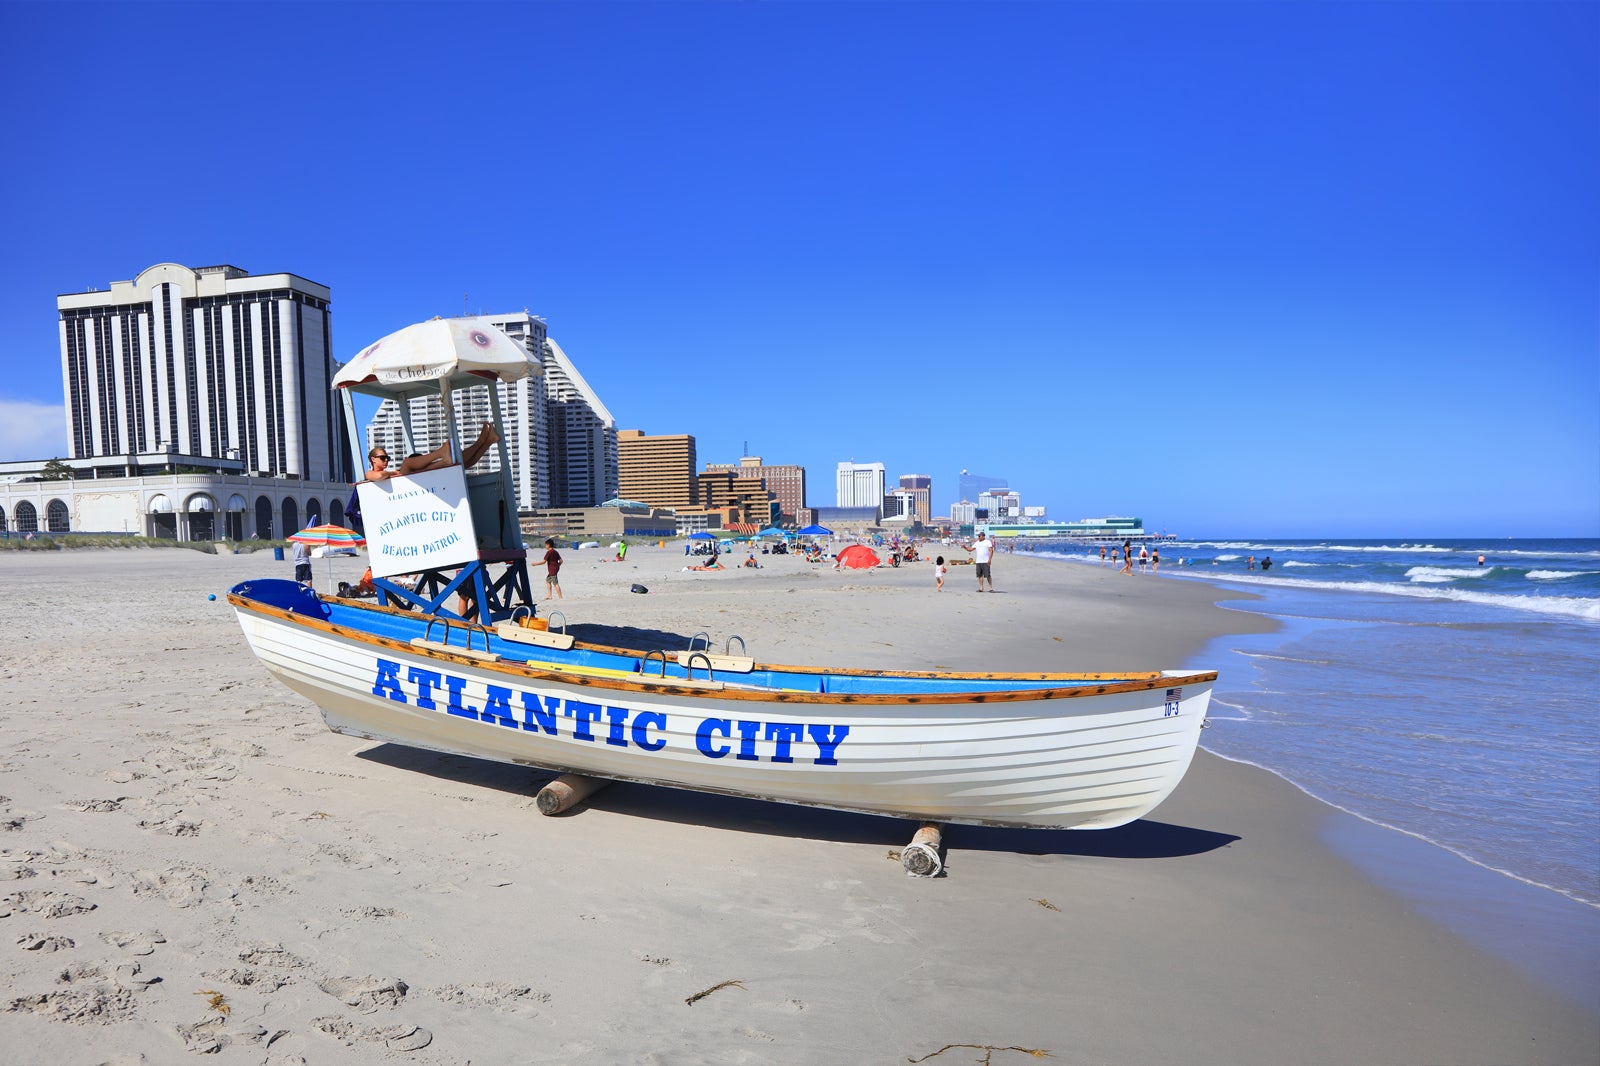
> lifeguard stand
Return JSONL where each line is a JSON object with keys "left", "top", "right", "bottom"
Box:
{"left": 333, "top": 318, "right": 537, "bottom": 622}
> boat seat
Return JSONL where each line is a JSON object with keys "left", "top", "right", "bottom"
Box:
{"left": 493, "top": 622, "right": 577, "bottom": 650}
{"left": 675, "top": 651, "right": 755, "bottom": 673}
{"left": 409, "top": 638, "right": 501, "bottom": 662}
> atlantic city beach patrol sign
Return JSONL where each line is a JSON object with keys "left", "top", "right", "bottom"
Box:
{"left": 356, "top": 467, "right": 477, "bottom": 579}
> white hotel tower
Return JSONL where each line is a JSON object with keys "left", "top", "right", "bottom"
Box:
{"left": 364, "top": 313, "right": 617, "bottom": 512}
{"left": 56, "top": 262, "right": 345, "bottom": 481}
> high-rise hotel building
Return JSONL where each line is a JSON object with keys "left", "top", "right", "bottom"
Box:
{"left": 57, "top": 263, "right": 347, "bottom": 482}
{"left": 617, "top": 430, "right": 698, "bottom": 509}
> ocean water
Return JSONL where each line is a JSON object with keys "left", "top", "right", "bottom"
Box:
{"left": 1036, "top": 538, "right": 1600, "bottom": 909}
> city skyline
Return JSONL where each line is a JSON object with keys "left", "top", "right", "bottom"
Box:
{"left": 2, "top": 3, "right": 1594, "bottom": 537}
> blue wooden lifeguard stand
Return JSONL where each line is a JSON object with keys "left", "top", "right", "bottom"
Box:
{"left": 334, "top": 319, "right": 536, "bottom": 623}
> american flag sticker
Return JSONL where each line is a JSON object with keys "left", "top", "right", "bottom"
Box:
{"left": 1166, "top": 688, "right": 1182, "bottom": 700}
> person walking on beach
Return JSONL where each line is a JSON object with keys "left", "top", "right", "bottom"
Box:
{"left": 1151, "top": 546, "right": 1160, "bottom": 574}
{"left": 542, "top": 538, "right": 563, "bottom": 600}
{"left": 1139, "top": 545, "right": 1149, "bottom": 572}
{"left": 967, "top": 531, "right": 996, "bottom": 592}
{"left": 1100, "top": 544, "right": 1107, "bottom": 566}
{"left": 1119, "top": 539, "right": 1133, "bottom": 575}
{"left": 934, "top": 555, "right": 947, "bottom": 591}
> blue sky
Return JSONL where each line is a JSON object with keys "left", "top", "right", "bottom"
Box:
{"left": 3, "top": 1, "right": 1595, "bottom": 537}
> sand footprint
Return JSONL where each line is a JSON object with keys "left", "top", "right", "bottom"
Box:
{"left": 128, "top": 866, "right": 210, "bottom": 909}
{"left": 313, "top": 1015, "right": 433, "bottom": 1052}
{"left": 15, "top": 931, "right": 75, "bottom": 952}
{"left": 426, "top": 982, "right": 551, "bottom": 1012}
{"left": 5, "top": 890, "right": 97, "bottom": 918}
{"left": 237, "top": 942, "right": 307, "bottom": 969}
{"left": 100, "top": 929, "right": 167, "bottom": 955}
{"left": 317, "top": 975, "right": 409, "bottom": 1014}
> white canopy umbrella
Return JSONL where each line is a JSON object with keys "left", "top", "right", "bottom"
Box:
{"left": 334, "top": 318, "right": 537, "bottom": 397}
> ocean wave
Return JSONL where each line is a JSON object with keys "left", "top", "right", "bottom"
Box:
{"left": 1164, "top": 569, "right": 1600, "bottom": 622}
{"left": 1526, "top": 569, "right": 1598, "bottom": 581}
{"left": 1197, "top": 747, "right": 1599, "bottom": 908}
{"left": 1233, "top": 650, "right": 1334, "bottom": 665}
{"left": 1404, "top": 565, "right": 1496, "bottom": 584}
{"left": 1177, "top": 541, "right": 1456, "bottom": 554}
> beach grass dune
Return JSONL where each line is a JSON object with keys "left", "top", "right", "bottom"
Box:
{"left": 0, "top": 546, "right": 1593, "bottom": 1064}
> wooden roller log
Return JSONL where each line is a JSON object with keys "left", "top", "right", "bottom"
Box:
{"left": 535, "top": 773, "right": 611, "bottom": 816}
{"left": 901, "top": 822, "right": 944, "bottom": 877}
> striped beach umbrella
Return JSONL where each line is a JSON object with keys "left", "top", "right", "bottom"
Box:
{"left": 289, "top": 524, "right": 367, "bottom": 587}
{"left": 289, "top": 524, "right": 367, "bottom": 548}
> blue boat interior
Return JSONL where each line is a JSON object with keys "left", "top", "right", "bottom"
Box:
{"left": 231, "top": 578, "right": 1118, "bottom": 695}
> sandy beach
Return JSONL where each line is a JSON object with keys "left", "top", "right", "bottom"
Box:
{"left": 0, "top": 544, "right": 1594, "bottom": 1065}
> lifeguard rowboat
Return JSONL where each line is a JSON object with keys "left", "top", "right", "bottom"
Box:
{"left": 229, "top": 578, "right": 1216, "bottom": 831}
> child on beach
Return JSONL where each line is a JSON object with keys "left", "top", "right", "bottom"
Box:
{"left": 934, "top": 556, "right": 947, "bottom": 591}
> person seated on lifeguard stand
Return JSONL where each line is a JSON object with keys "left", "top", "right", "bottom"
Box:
{"left": 364, "top": 423, "right": 499, "bottom": 482}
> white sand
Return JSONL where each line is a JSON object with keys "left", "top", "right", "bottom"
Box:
{"left": 0, "top": 545, "right": 1594, "bottom": 1065}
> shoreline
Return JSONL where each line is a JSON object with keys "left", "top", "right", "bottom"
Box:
{"left": 0, "top": 547, "right": 1593, "bottom": 1063}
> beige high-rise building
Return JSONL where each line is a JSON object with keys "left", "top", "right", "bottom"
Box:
{"left": 703, "top": 455, "right": 807, "bottom": 523}
{"left": 617, "top": 430, "right": 698, "bottom": 509}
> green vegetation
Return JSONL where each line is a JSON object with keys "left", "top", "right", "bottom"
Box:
{"left": 40, "top": 458, "right": 74, "bottom": 481}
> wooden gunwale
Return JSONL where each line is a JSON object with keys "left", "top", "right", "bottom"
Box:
{"left": 230, "top": 591, "right": 1218, "bottom": 706}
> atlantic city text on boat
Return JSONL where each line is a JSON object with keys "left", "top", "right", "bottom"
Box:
{"left": 372, "top": 658, "right": 852, "bottom": 764}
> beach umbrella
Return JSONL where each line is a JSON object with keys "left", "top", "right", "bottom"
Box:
{"left": 687, "top": 531, "right": 716, "bottom": 540}
{"left": 797, "top": 524, "right": 832, "bottom": 536}
{"left": 757, "top": 526, "right": 789, "bottom": 538}
{"left": 333, "top": 318, "right": 537, "bottom": 395}
{"left": 289, "top": 524, "right": 367, "bottom": 587}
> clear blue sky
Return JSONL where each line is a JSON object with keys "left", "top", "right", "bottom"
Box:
{"left": 3, "top": 1, "right": 1595, "bottom": 537}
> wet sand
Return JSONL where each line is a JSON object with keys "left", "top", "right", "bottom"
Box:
{"left": 0, "top": 545, "right": 1593, "bottom": 1064}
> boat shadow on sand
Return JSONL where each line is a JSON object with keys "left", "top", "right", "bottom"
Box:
{"left": 354, "top": 744, "right": 1238, "bottom": 861}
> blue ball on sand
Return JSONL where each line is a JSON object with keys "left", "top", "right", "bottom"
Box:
{"left": 207, "top": 593, "right": 216, "bottom": 601}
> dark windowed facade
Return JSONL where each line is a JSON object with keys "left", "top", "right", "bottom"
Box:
{"left": 57, "top": 264, "right": 347, "bottom": 483}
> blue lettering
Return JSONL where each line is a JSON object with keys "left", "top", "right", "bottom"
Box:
{"left": 566, "top": 700, "right": 602, "bottom": 742}
{"left": 807, "top": 724, "right": 850, "bottom": 765}
{"left": 631, "top": 711, "right": 667, "bottom": 752}
{"left": 519, "top": 692, "right": 559, "bottom": 735}
{"left": 482, "top": 685, "right": 517, "bottom": 729}
{"left": 696, "top": 718, "right": 732, "bottom": 758}
{"left": 604, "top": 706, "right": 630, "bottom": 748}
{"left": 765, "top": 722, "right": 803, "bottom": 763}
{"left": 735, "top": 720, "right": 761, "bottom": 761}
{"left": 408, "top": 667, "right": 442, "bottom": 710}
{"left": 444, "top": 675, "right": 478, "bottom": 720}
{"left": 372, "top": 659, "right": 406, "bottom": 703}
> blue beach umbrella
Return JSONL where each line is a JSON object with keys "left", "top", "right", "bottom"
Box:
{"left": 687, "top": 531, "right": 716, "bottom": 540}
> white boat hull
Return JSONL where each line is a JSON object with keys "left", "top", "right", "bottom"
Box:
{"left": 231, "top": 586, "right": 1215, "bottom": 830}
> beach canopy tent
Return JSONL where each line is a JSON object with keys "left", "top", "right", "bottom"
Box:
{"left": 797, "top": 524, "right": 832, "bottom": 536}
{"left": 757, "top": 526, "right": 792, "bottom": 538}
{"left": 331, "top": 317, "right": 536, "bottom": 621}
{"left": 687, "top": 531, "right": 716, "bottom": 540}
{"left": 836, "top": 544, "right": 881, "bottom": 569}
